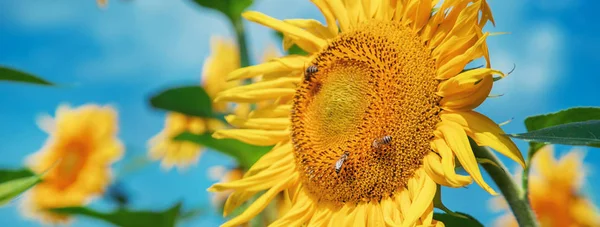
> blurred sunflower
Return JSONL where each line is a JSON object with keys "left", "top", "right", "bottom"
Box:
{"left": 97, "top": 0, "right": 107, "bottom": 8}
{"left": 21, "top": 104, "right": 123, "bottom": 224}
{"left": 210, "top": 0, "right": 525, "bottom": 226}
{"left": 492, "top": 146, "right": 600, "bottom": 227}
{"left": 147, "top": 37, "right": 238, "bottom": 170}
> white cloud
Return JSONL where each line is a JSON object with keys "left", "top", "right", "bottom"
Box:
{"left": 485, "top": 0, "right": 566, "bottom": 100}
{"left": 491, "top": 23, "right": 564, "bottom": 95}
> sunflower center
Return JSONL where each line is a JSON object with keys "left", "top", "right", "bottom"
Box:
{"left": 54, "top": 141, "right": 89, "bottom": 189}
{"left": 291, "top": 20, "right": 441, "bottom": 204}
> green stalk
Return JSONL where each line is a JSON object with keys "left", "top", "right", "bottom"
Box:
{"left": 471, "top": 142, "right": 538, "bottom": 227}
{"left": 232, "top": 16, "right": 250, "bottom": 68}
{"left": 521, "top": 146, "right": 535, "bottom": 200}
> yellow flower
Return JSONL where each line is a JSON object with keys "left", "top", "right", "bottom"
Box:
{"left": 21, "top": 104, "right": 123, "bottom": 224}
{"left": 492, "top": 146, "right": 600, "bottom": 227}
{"left": 148, "top": 37, "right": 238, "bottom": 170}
{"left": 210, "top": 1, "right": 524, "bottom": 226}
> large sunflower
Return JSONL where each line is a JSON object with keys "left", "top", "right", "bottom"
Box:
{"left": 210, "top": 0, "right": 524, "bottom": 226}
{"left": 21, "top": 104, "right": 123, "bottom": 224}
{"left": 492, "top": 146, "right": 600, "bottom": 227}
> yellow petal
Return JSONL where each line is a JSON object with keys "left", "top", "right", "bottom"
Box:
{"left": 439, "top": 74, "right": 492, "bottom": 111}
{"left": 432, "top": 32, "right": 477, "bottom": 63}
{"left": 437, "top": 32, "right": 489, "bottom": 79}
{"left": 368, "top": 201, "right": 385, "bottom": 226}
{"left": 208, "top": 164, "right": 292, "bottom": 192}
{"left": 328, "top": 204, "right": 352, "bottom": 226}
{"left": 436, "top": 121, "right": 497, "bottom": 195}
{"left": 479, "top": 0, "right": 496, "bottom": 27}
{"left": 221, "top": 174, "right": 297, "bottom": 227}
{"left": 362, "top": 0, "right": 379, "bottom": 19}
{"left": 269, "top": 193, "right": 315, "bottom": 227}
{"left": 429, "top": 0, "right": 471, "bottom": 48}
{"left": 244, "top": 144, "right": 292, "bottom": 177}
{"left": 421, "top": 202, "right": 435, "bottom": 225}
{"left": 283, "top": 19, "right": 336, "bottom": 39}
{"left": 443, "top": 1, "right": 480, "bottom": 43}
{"left": 343, "top": 205, "right": 359, "bottom": 226}
{"left": 405, "top": 0, "right": 432, "bottom": 31}
{"left": 217, "top": 77, "right": 300, "bottom": 96}
{"left": 343, "top": 0, "right": 365, "bottom": 25}
{"left": 398, "top": 189, "right": 412, "bottom": 218}
{"left": 223, "top": 191, "right": 255, "bottom": 217}
{"left": 402, "top": 171, "right": 437, "bottom": 227}
{"left": 243, "top": 11, "right": 327, "bottom": 52}
{"left": 225, "top": 115, "right": 290, "bottom": 130}
{"left": 248, "top": 104, "right": 292, "bottom": 119}
{"left": 227, "top": 55, "right": 307, "bottom": 81}
{"left": 307, "top": 206, "right": 332, "bottom": 226}
{"left": 437, "top": 68, "right": 504, "bottom": 97}
{"left": 215, "top": 88, "right": 296, "bottom": 103}
{"left": 355, "top": 204, "right": 367, "bottom": 225}
{"left": 382, "top": 197, "right": 402, "bottom": 226}
{"left": 324, "top": 0, "right": 351, "bottom": 32}
{"left": 440, "top": 111, "right": 525, "bottom": 167}
{"left": 212, "top": 129, "right": 290, "bottom": 146}
{"left": 311, "top": 0, "right": 339, "bottom": 35}
{"left": 424, "top": 151, "right": 472, "bottom": 187}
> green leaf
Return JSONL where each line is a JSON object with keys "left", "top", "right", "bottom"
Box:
{"left": 273, "top": 31, "right": 309, "bottom": 56}
{"left": 191, "top": 0, "right": 252, "bottom": 21}
{"left": 433, "top": 212, "right": 484, "bottom": 227}
{"left": 0, "top": 169, "right": 42, "bottom": 206}
{"left": 0, "top": 169, "right": 35, "bottom": 183}
{"left": 50, "top": 203, "right": 182, "bottom": 227}
{"left": 0, "top": 66, "right": 55, "bottom": 86}
{"left": 173, "top": 132, "right": 272, "bottom": 169}
{"left": 524, "top": 107, "right": 600, "bottom": 131}
{"left": 508, "top": 120, "right": 600, "bottom": 147}
{"left": 149, "top": 86, "right": 215, "bottom": 118}
{"left": 523, "top": 107, "right": 600, "bottom": 152}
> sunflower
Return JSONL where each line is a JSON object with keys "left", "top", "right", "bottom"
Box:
{"left": 209, "top": 0, "right": 524, "bottom": 226}
{"left": 148, "top": 37, "right": 238, "bottom": 170}
{"left": 97, "top": 0, "right": 107, "bottom": 8}
{"left": 492, "top": 146, "right": 600, "bottom": 227}
{"left": 20, "top": 104, "right": 123, "bottom": 224}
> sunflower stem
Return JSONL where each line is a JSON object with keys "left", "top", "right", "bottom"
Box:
{"left": 472, "top": 142, "right": 538, "bottom": 227}
{"left": 232, "top": 16, "right": 250, "bottom": 68}
{"left": 521, "top": 146, "right": 535, "bottom": 200}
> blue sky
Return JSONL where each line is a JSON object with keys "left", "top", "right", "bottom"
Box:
{"left": 1, "top": 0, "right": 599, "bottom": 226}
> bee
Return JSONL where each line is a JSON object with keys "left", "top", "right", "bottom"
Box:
{"left": 372, "top": 135, "right": 392, "bottom": 149}
{"left": 335, "top": 152, "right": 349, "bottom": 174}
{"left": 304, "top": 65, "right": 318, "bottom": 81}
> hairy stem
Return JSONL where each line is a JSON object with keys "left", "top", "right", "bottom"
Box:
{"left": 472, "top": 142, "right": 538, "bottom": 227}
{"left": 521, "top": 146, "right": 535, "bottom": 200}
